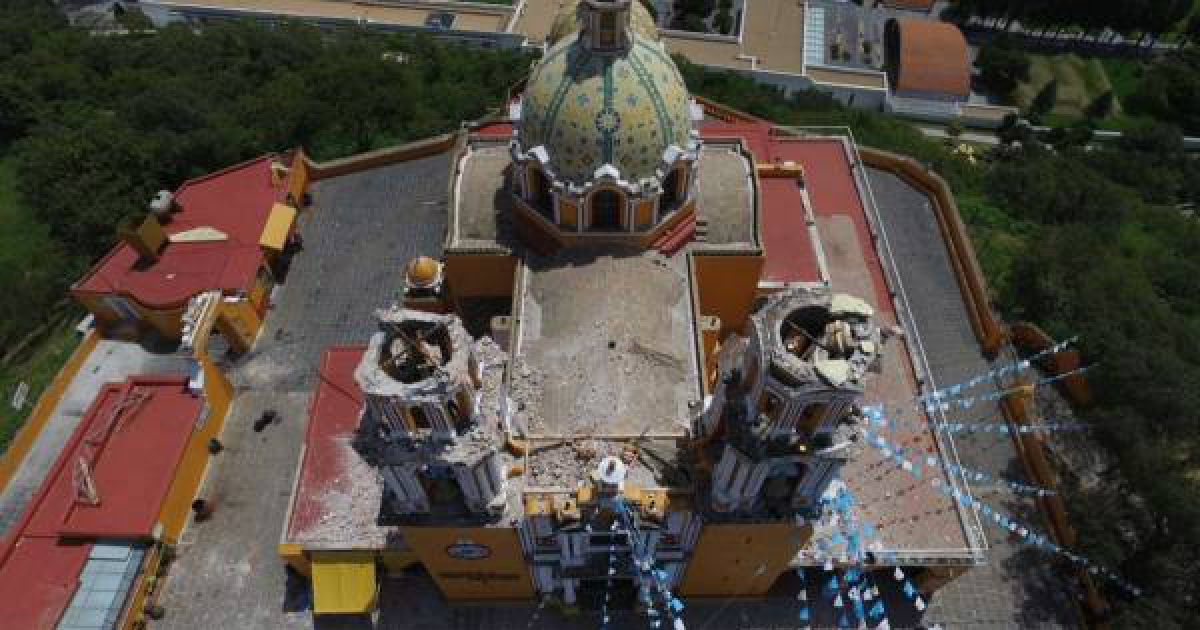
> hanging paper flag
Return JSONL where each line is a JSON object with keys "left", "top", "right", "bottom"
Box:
{"left": 894, "top": 566, "right": 904, "bottom": 581}
{"left": 833, "top": 594, "right": 844, "bottom": 608}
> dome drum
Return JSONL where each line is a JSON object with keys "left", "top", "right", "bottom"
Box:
{"left": 511, "top": 20, "right": 701, "bottom": 238}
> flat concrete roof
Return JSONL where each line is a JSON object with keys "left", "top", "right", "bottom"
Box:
{"left": 695, "top": 143, "right": 758, "bottom": 248}
{"left": 146, "top": 0, "right": 512, "bottom": 32}
{"left": 741, "top": 0, "right": 807, "bottom": 76}
{"left": 662, "top": 0, "right": 807, "bottom": 76}
{"left": 510, "top": 0, "right": 569, "bottom": 45}
{"left": 451, "top": 140, "right": 512, "bottom": 249}
{"left": 512, "top": 247, "right": 701, "bottom": 438}
{"left": 661, "top": 33, "right": 755, "bottom": 71}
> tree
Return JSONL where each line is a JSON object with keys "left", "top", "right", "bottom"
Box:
{"left": 1085, "top": 90, "right": 1114, "bottom": 120}
{"left": 713, "top": 9, "right": 733, "bottom": 35}
{"left": 945, "top": 120, "right": 964, "bottom": 141}
{"left": 1029, "top": 78, "right": 1058, "bottom": 122}
{"left": 974, "top": 37, "right": 1030, "bottom": 100}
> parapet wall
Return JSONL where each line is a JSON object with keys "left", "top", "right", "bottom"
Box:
{"left": 304, "top": 133, "right": 461, "bottom": 181}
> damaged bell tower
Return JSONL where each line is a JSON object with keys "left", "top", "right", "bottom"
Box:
{"left": 700, "top": 287, "right": 881, "bottom": 518}
{"left": 353, "top": 306, "right": 511, "bottom": 522}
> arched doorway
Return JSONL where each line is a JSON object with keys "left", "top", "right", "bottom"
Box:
{"left": 590, "top": 189, "right": 623, "bottom": 231}
{"left": 660, "top": 168, "right": 682, "bottom": 217}
{"left": 528, "top": 167, "right": 554, "bottom": 220}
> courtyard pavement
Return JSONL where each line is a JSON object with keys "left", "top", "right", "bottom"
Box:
{"left": 152, "top": 154, "right": 450, "bottom": 630}
{"left": 866, "top": 167, "right": 1079, "bottom": 630}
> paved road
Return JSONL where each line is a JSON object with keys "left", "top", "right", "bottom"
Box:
{"left": 866, "top": 167, "right": 1079, "bottom": 630}
{"left": 0, "top": 338, "right": 188, "bottom": 537}
{"left": 153, "top": 155, "right": 450, "bottom": 630}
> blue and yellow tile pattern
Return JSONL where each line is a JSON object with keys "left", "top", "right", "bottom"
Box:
{"left": 519, "top": 32, "right": 692, "bottom": 186}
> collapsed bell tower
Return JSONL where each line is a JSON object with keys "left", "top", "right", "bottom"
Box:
{"left": 700, "top": 287, "right": 882, "bottom": 517}
{"left": 353, "top": 306, "right": 511, "bottom": 521}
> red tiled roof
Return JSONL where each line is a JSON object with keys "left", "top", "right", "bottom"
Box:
{"left": 285, "top": 346, "right": 366, "bottom": 540}
{"left": 0, "top": 375, "right": 201, "bottom": 630}
{"left": 890, "top": 19, "right": 971, "bottom": 99}
{"left": 73, "top": 155, "right": 292, "bottom": 309}
{"left": 0, "top": 537, "right": 91, "bottom": 630}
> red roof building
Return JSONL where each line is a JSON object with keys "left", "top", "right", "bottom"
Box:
{"left": 884, "top": 18, "right": 972, "bottom": 102}
{"left": 71, "top": 153, "right": 305, "bottom": 338}
{"left": 0, "top": 376, "right": 207, "bottom": 630}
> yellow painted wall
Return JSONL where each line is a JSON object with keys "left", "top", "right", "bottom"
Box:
{"left": 400, "top": 526, "right": 534, "bottom": 599}
{"left": 444, "top": 253, "right": 518, "bottom": 299}
{"left": 118, "top": 544, "right": 167, "bottom": 630}
{"left": 635, "top": 200, "right": 654, "bottom": 230}
{"left": 279, "top": 543, "right": 312, "bottom": 577}
{"left": 692, "top": 254, "right": 765, "bottom": 338}
{"left": 73, "top": 292, "right": 185, "bottom": 339}
{"left": 216, "top": 299, "right": 264, "bottom": 355}
{"left": 560, "top": 200, "right": 578, "bottom": 230}
{"left": 155, "top": 355, "right": 232, "bottom": 543}
{"left": 679, "top": 522, "right": 810, "bottom": 596}
{"left": 287, "top": 150, "right": 311, "bottom": 204}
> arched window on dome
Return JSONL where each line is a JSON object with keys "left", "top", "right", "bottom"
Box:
{"left": 527, "top": 167, "right": 554, "bottom": 221}
{"left": 589, "top": 189, "right": 624, "bottom": 231}
{"left": 659, "top": 167, "right": 684, "bottom": 219}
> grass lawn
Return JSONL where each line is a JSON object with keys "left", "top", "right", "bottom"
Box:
{"left": 1014, "top": 53, "right": 1117, "bottom": 119}
{"left": 0, "top": 323, "right": 80, "bottom": 454}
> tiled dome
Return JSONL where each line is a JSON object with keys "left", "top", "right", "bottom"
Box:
{"left": 518, "top": 31, "right": 693, "bottom": 186}
{"left": 547, "top": 0, "right": 659, "bottom": 46}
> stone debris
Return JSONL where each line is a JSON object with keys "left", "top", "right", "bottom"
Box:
{"left": 292, "top": 437, "right": 392, "bottom": 547}
{"left": 527, "top": 439, "right": 662, "bottom": 488}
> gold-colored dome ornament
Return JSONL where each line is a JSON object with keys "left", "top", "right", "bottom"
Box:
{"left": 405, "top": 256, "right": 441, "bottom": 289}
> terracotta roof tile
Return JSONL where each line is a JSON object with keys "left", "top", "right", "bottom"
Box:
{"left": 892, "top": 19, "right": 970, "bottom": 99}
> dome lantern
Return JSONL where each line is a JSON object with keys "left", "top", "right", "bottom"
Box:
{"left": 510, "top": 0, "right": 702, "bottom": 239}
{"left": 580, "top": 0, "right": 633, "bottom": 53}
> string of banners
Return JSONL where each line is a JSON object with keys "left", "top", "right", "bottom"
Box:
{"left": 863, "top": 426, "right": 1142, "bottom": 598}
{"left": 796, "top": 485, "right": 928, "bottom": 629}
{"left": 614, "top": 497, "right": 687, "bottom": 630}
{"left": 864, "top": 404, "right": 1090, "bottom": 435}
{"left": 870, "top": 362, "right": 1095, "bottom": 424}
{"left": 862, "top": 428, "right": 1056, "bottom": 496}
{"left": 916, "top": 336, "right": 1079, "bottom": 404}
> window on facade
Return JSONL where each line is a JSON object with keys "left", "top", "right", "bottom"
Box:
{"left": 798, "top": 402, "right": 828, "bottom": 434}
{"left": 410, "top": 405, "right": 431, "bottom": 429}
{"left": 759, "top": 391, "right": 782, "bottom": 424}
{"left": 596, "top": 11, "right": 618, "bottom": 48}
{"left": 529, "top": 168, "right": 554, "bottom": 219}
{"left": 660, "top": 168, "right": 682, "bottom": 215}
{"left": 590, "top": 189, "right": 623, "bottom": 231}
